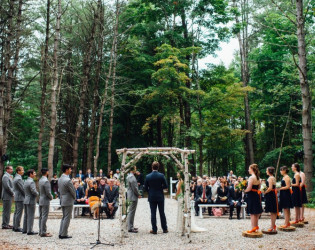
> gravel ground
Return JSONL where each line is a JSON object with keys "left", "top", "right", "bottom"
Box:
{"left": 0, "top": 198, "right": 314, "bottom": 250}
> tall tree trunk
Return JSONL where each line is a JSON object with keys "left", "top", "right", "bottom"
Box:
{"left": 38, "top": 0, "right": 50, "bottom": 175}
{"left": 88, "top": 0, "right": 104, "bottom": 176}
{"left": 72, "top": 6, "right": 98, "bottom": 177}
{"left": 107, "top": 0, "right": 120, "bottom": 174}
{"left": 233, "top": 0, "right": 254, "bottom": 172}
{"left": 296, "top": 0, "right": 313, "bottom": 193}
{"left": 47, "top": 0, "right": 61, "bottom": 179}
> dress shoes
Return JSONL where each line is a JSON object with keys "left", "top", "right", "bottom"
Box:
{"left": 27, "top": 231, "right": 38, "bottom": 235}
{"left": 163, "top": 230, "right": 168, "bottom": 233}
{"left": 128, "top": 229, "right": 138, "bottom": 233}
{"left": 13, "top": 228, "right": 23, "bottom": 232}
{"left": 2, "top": 225, "right": 13, "bottom": 229}
{"left": 59, "top": 235, "right": 72, "bottom": 239}
{"left": 149, "top": 230, "right": 157, "bottom": 235}
{"left": 133, "top": 228, "right": 138, "bottom": 231}
{"left": 40, "top": 233, "right": 53, "bottom": 237}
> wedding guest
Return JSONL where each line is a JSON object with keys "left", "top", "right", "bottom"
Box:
{"left": 98, "top": 178, "right": 107, "bottom": 195}
{"left": 216, "top": 179, "right": 229, "bottom": 214}
{"left": 97, "top": 169, "right": 105, "bottom": 178}
{"left": 38, "top": 168, "right": 53, "bottom": 237}
{"left": 209, "top": 178, "right": 218, "bottom": 204}
{"left": 73, "top": 181, "right": 86, "bottom": 216}
{"left": 279, "top": 166, "right": 293, "bottom": 228}
{"left": 2, "top": 166, "right": 14, "bottom": 229}
{"left": 195, "top": 180, "right": 212, "bottom": 216}
{"left": 114, "top": 169, "right": 120, "bottom": 179}
{"left": 228, "top": 181, "right": 242, "bottom": 220}
{"left": 13, "top": 166, "right": 25, "bottom": 232}
{"left": 76, "top": 170, "right": 85, "bottom": 180}
{"left": 51, "top": 173, "right": 59, "bottom": 198}
{"left": 107, "top": 170, "right": 114, "bottom": 179}
{"left": 264, "top": 167, "right": 278, "bottom": 232}
{"left": 58, "top": 164, "right": 76, "bottom": 239}
{"left": 85, "top": 169, "right": 94, "bottom": 179}
{"left": 245, "top": 164, "right": 263, "bottom": 233}
{"left": 88, "top": 181, "right": 102, "bottom": 220}
{"left": 135, "top": 170, "right": 144, "bottom": 195}
{"left": 23, "top": 169, "right": 39, "bottom": 235}
{"left": 299, "top": 165, "right": 308, "bottom": 222}
{"left": 291, "top": 163, "right": 302, "bottom": 223}
{"left": 85, "top": 180, "right": 94, "bottom": 198}
{"left": 103, "top": 179, "right": 119, "bottom": 219}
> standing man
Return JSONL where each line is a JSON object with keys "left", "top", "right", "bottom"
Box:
{"left": 58, "top": 164, "right": 76, "bottom": 239}
{"left": 144, "top": 161, "right": 168, "bottom": 234}
{"left": 23, "top": 169, "right": 39, "bottom": 235}
{"left": 1, "top": 165, "right": 14, "bottom": 229}
{"left": 39, "top": 168, "right": 53, "bottom": 237}
{"left": 13, "top": 166, "right": 25, "bottom": 232}
{"left": 126, "top": 166, "right": 141, "bottom": 233}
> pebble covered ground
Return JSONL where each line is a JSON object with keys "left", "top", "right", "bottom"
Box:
{"left": 0, "top": 198, "right": 314, "bottom": 250}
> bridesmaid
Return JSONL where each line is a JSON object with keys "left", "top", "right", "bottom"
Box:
{"left": 264, "top": 166, "right": 278, "bottom": 232}
{"left": 279, "top": 166, "right": 293, "bottom": 228}
{"left": 245, "top": 164, "right": 263, "bottom": 233}
{"left": 299, "top": 165, "right": 308, "bottom": 222}
{"left": 291, "top": 163, "right": 302, "bottom": 223}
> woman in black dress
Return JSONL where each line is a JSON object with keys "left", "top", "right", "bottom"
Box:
{"left": 299, "top": 167, "right": 308, "bottom": 222}
{"left": 291, "top": 163, "right": 302, "bottom": 223}
{"left": 264, "top": 166, "right": 278, "bottom": 232}
{"left": 216, "top": 180, "right": 229, "bottom": 214}
{"left": 245, "top": 164, "right": 263, "bottom": 233}
{"left": 279, "top": 166, "right": 293, "bottom": 228}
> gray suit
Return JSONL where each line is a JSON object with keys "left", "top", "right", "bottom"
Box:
{"left": 58, "top": 174, "right": 75, "bottom": 237}
{"left": 39, "top": 176, "right": 53, "bottom": 235}
{"left": 1, "top": 172, "right": 14, "bottom": 227}
{"left": 13, "top": 174, "right": 25, "bottom": 230}
{"left": 127, "top": 173, "right": 140, "bottom": 230}
{"left": 23, "top": 177, "right": 38, "bottom": 233}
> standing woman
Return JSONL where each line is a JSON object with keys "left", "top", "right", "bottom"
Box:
{"left": 264, "top": 167, "right": 278, "bottom": 232}
{"left": 245, "top": 164, "right": 263, "bottom": 233}
{"left": 279, "top": 166, "right": 293, "bottom": 228}
{"left": 299, "top": 165, "right": 308, "bottom": 222}
{"left": 291, "top": 163, "right": 302, "bottom": 223}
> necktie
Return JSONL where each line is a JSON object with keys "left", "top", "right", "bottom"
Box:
{"left": 203, "top": 188, "right": 206, "bottom": 199}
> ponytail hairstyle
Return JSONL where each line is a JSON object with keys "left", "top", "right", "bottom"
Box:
{"left": 292, "top": 163, "right": 300, "bottom": 172}
{"left": 267, "top": 166, "right": 275, "bottom": 176}
{"left": 249, "top": 164, "right": 260, "bottom": 180}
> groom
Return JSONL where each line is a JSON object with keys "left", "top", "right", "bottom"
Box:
{"left": 144, "top": 161, "right": 168, "bottom": 234}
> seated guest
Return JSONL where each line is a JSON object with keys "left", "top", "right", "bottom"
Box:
{"left": 98, "top": 178, "right": 107, "bottom": 196}
{"left": 76, "top": 170, "right": 85, "bottom": 180}
{"left": 85, "top": 180, "right": 94, "bottom": 198}
{"left": 113, "top": 169, "right": 120, "bottom": 179}
{"left": 103, "top": 179, "right": 118, "bottom": 219}
{"left": 97, "top": 169, "right": 105, "bottom": 178}
{"left": 85, "top": 169, "right": 94, "bottom": 179}
{"left": 107, "top": 170, "right": 114, "bottom": 179}
{"left": 135, "top": 170, "right": 144, "bottom": 196}
{"left": 73, "top": 181, "right": 86, "bottom": 216}
{"left": 195, "top": 180, "right": 212, "bottom": 216}
{"left": 88, "top": 181, "right": 102, "bottom": 220}
{"left": 216, "top": 179, "right": 230, "bottom": 214}
{"left": 209, "top": 178, "right": 218, "bottom": 204}
{"left": 50, "top": 174, "right": 58, "bottom": 199}
{"left": 228, "top": 181, "right": 242, "bottom": 220}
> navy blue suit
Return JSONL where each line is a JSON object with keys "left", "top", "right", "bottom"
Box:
{"left": 144, "top": 171, "right": 168, "bottom": 232}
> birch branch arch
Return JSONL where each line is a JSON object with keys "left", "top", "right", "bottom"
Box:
{"left": 116, "top": 147, "right": 195, "bottom": 243}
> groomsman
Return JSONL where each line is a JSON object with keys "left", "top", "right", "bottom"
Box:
{"left": 13, "top": 166, "right": 25, "bottom": 232}
{"left": 23, "top": 169, "right": 39, "bottom": 235}
{"left": 126, "top": 166, "right": 141, "bottom": 233}
{"left": 58, "top": 164, "right": 76, "bottom": 239}
{"left": 39, "top": 168, "right": 53, "bottom": 237}
{"left": 1, "top": 165, "right": 14, "bottom": 229}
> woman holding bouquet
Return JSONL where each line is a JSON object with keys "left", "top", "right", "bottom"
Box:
{"left": 245, "top": 164, "right": 263, "bottom": 233}
{"left": 279, "top": 166, "right": 293, "bottom": 228}
{"left": 264, "top": 167, "right": 278, "bottom": 232}
{"left": 291, "top": 163, "right": 302, "bottom": 223}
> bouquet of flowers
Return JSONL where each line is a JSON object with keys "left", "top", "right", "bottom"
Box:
{"left": 236, "top": 180, "right": 247, "bottom": 191}
{"left": 260, "top": 183, "right": 267, "bottom": 192}
{"left": 276, "top": 182, "right": 281, "bottom": 188}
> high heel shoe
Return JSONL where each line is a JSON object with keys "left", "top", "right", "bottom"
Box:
{"left": 280, "top": 223, "right": 290, "bottom": 228}
{"left": 247, "top": 226, "right": 259, "bottom": 233}
{"left": 267, "top": 225, "right": 277, "bottom": 232}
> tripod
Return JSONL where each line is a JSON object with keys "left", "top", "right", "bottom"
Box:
{"left": 90, "top": 196, "right": 114, "bottom": 249}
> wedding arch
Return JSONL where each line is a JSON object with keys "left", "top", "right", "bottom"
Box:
{"left": 116, "top": 147, "right": 195, "bottom": 243}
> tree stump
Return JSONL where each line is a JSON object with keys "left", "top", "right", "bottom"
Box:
{"left": 278, "top": 226, "right": 296, "bottom": 232}
{"left": 262, "top": 229, "right": 277, "bottom": 235}
{"left": 302, "top": 220, "right": 308, "bottom": 224}
{"left": 290, "top": 221, "right": 304, "bottom": 228}
{"left": 242, "top": 231, "right": 263, "bottom": 238}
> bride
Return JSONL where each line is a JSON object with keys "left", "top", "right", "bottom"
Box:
{"left": 175, "top": 172, "right": 206, "bottom": 234}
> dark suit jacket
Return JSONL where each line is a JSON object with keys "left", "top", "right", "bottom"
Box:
{"left": 144, "top": 171, "right": 168, "bottom": 202}
{"left": 75, "top": 186, "right": 85, "bottom": 200}
{"left": 228, "top": 185, "right": 242, "bottom": 203}
{"left": 85, "top": 173, "right": 94, "bottom": 179}
{"left": 216, "top": 186, "right": 230, "bottom": 201}
{"left": 195, "top": 185, "right": 211, "bottom": 201}
{"left": 104, "top": 185, "right": 118, "bottom": 204}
